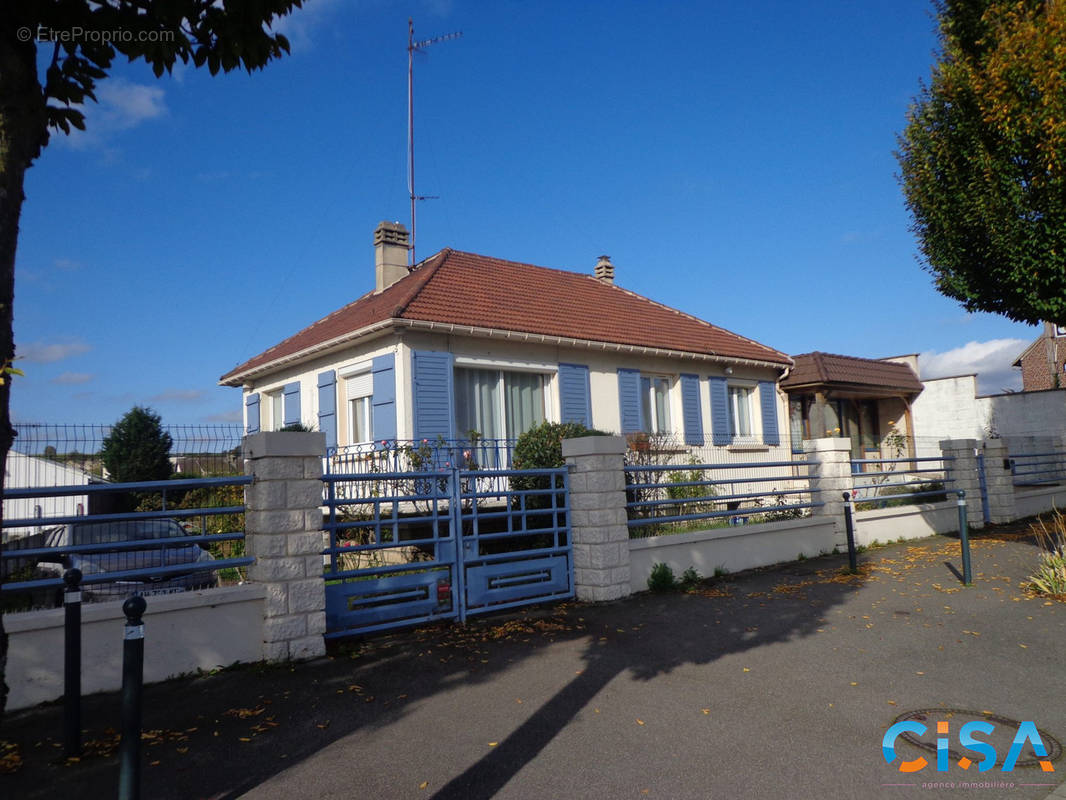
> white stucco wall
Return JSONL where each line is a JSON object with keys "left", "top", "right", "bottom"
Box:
{"left": 246, "top": 327, "right": 790, "bottom": 458}
{"left": 910, "top": 375, "right": 983, "bottom": 458}
{"left": 5, "top": 585, "right": 265, "bottom": 710}
{"left": 977, "top": 389, "right": 1066, "bottom": 444}
{"left": 852, "top": 500, "right": 959, "bottom": 546}
{"left": 628, "top": 516, "right": 837, "bottom": 590}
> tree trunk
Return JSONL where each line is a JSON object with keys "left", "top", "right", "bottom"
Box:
{"left": 0, "top": 29, "right": 48, "bottom": 718}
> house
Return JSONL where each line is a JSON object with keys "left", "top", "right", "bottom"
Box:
{"left": 2, "top": 451, "right": 96, "bottom": 541}
{"left": 1012, "top": 322, "right": 1066, "bottom": 391}
{"left": 780, "top": 352, "right": 924, "bottom": 459}
{"left": 220, "top": 222, "right": 792, "bottom": 463}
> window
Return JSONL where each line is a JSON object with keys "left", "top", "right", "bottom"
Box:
{"left": 640, "top": 376, "right": 672, "bottom": 434}
{"left": 454, "top": 367, "right": 547, "bottom": 440}
{"left": 268, "top": 390, "right": 284, "bottom": 431}
{"left": 345, "top": 371, "right": 373, "bottom": 444}
{"left": 728, "top": 385, "right": 754, "bottom": 438}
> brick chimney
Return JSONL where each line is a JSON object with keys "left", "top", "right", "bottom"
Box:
{"left": 594, "top": 254, "right": 614, "bottom": 284}
{"left": 374, "top": 221, "right": 410, "bottom": 292}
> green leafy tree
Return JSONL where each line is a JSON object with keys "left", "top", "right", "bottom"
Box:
{"left": 0, "top": 0, "right": 303, "bottom": 716}
{"left": 101, "top": 406, "right": 173, "bottom": 483}
{"left": 896, "top": 0, "right": 1066, "bottom": 325}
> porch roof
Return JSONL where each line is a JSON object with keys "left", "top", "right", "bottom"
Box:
{"left": 220, "top": 249, "right": 791, "bottom": 384}
{"left": 780, "top": 352, "right": 923, "bottom": 397}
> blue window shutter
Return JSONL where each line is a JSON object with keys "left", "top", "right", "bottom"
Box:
{"left": 317, "top": 370, "right": 337, "bottom": 450}
{"left": 708, "top": 377, "right": 730, "bottom": 446}
{"left": 558, "top": 363, "right": 592, "bottom": 427}
{"left": 283, "top": 382, "right": 301, "bottom": 426}
{"left": 372, "top": 353, "right": 397, "bottom": 443}
{"left": 245, "top": 393, "right": 260, "bottom": 435}
{"left": 680, "top": 374, "right": 704, "bottom": 446}
{"left": 759, "top": 381, "right": 780, "bottom": 446}
{"left": 413, "top": 350, "right": 454, "bottom": 441}
{"left": 617, "top": 369, "right": 642, "bottom": 434}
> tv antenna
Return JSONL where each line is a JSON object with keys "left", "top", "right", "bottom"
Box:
{"left": 408, "top": 17, "right": 462, "bottom": 267}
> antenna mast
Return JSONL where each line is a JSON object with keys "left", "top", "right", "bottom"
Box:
{"left": 408, "top": 18, "right": 462, "bottom": 267}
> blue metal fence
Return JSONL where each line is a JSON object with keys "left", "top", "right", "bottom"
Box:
{"left": 850, "top": 455, "right": 954, "bottom": 506}
{"left": 321, "top": 465, "right": 572, "bottom": 638}
{"left": 1009, "top": 452, "right": 1066, "bottom": 487}
{"left": 625, "top": 459, "right": 821, "bottom": 534}
{"left": 1, "top": 477, "right": 253, "bottom": 608}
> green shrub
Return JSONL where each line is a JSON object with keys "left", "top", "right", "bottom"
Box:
{"left": 678, "top": 566, "right": 701, "bottom": 591}
{"left": 509, "top": 421, "right": 607, "bottom": 503}
{"left": 647, "top": 562, "right": 676, "bottom": 592}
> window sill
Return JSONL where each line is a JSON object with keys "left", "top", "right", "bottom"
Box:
{"left": 726, "top": 442, "right": 770, "bottom": 453}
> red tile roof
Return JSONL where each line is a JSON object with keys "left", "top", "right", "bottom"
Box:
{"left": 780, "top": 352, "right": 923, "bottom": 393}
{"left": 220, "top": 249, "right": 790, "bottom": 384}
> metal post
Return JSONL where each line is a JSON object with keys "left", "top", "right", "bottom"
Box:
{"left": 450, "top": 466, "right": 467, "bottom": 624}
{"left": 957, "top": 490, "right": 972, "bottom": 586}
{"left": 63, "top": 568, "right": 83, "bottom": 758}
{"left": 118, "top": 595, "right": 147, "bottom": 800}
{"left": 976, "top": 452, "right": 991, "bottom": 524}
{"left": 842, "top": 492, "right": 857, "bottom": 572}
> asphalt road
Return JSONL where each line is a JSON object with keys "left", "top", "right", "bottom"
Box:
{"left": 3, "top": 521, "right": 1066, "bottom": 799}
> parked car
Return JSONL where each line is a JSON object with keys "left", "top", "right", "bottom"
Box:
{"left": 37, "top": 519, "right": 218, "bottom": 601}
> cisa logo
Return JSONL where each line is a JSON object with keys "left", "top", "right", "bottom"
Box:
{"left": 883, "top": 710, "right": 1058, "bottom": 774}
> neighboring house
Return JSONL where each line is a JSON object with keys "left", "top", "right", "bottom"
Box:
{"left": 219, "top": 222, "right": 792, "bottom": 461}
{"left": 780, "top": 352, "right": 924, "bottom": 459}
{"left": 1012, "top": 322, "right": 1066, "bottom": 391}
{"left": 3, "top": 452, "right": 95, "bottom": 539}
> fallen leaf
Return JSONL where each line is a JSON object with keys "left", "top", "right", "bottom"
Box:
{"left": 488, "top": 742, "right": 498, "bottom": 747}
{"left": 742, "top": 668, "right": 750, "bottom": 673}
{"left": 419, "top": 781, "right": 429, "bottom": 790}
{"left": 850, "top": 682, "right": 858, "bottom": 686}
{"left": 702, "top": 708, "right": 710, "bottom": 715}
{"left": 636, "top": 719, "right": 645, "bottom": 726}
{"left": 887, "top": 701, "right": 897, "bottom": 706}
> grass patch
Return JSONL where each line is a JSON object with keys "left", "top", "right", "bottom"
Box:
{"left": 1024, "top": 509, "right": 1066, "bottom": 600}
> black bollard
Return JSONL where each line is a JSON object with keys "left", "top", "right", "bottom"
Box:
{"left": 118, "top": 595, "right": 147, "bottom": 800}
{"left": 842, "top": 492, "right": 858, "bottom": 572}
{"left": 63, "top": 568, "right": 83, "bottom": 758}
{"left": 956, "top": 490, "right": 973, "bottom": 586}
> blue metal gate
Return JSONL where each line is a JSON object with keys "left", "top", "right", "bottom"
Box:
{"left": 321, "top": 467, "right": 572, "bottom": 639}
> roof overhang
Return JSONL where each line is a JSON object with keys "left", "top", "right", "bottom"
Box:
{"left": 220, "top": 317, "right": 792, "bottom": 386}
{"left": 781, "top": 381, "right": 922, "bottom": 399}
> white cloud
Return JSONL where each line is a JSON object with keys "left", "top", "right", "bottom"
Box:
{"left": 51, "top": 372, "right": 94, "bottom": 385}
{"left": 149, "top": 389, "right": 205, "bottom": 403}
{"left": 61, "top": 79, "right": 167, "bottom": 150}
{"left": 918, "top": 338, "right": 1029, "bottom": 395}
{"left": 53, "top": 258, "right": 82, "bottom": 272}
{"left": 18, "top": 338, "right": 91, "bottom": 364}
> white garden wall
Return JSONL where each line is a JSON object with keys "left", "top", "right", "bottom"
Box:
{"left": 628, "top": 516, "right": 837, "bottom": 592}
{"left": 5, "top": 585, "right": 265, "bottom": 711}
{"left": 852, "top": 500, "right": 959, "bottom": 547}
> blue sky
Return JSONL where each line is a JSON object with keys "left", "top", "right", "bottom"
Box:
{"left": 13, "top": 0, "right": 1039, "bottom": 426}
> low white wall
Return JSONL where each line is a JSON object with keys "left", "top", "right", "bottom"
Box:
{"left": 1015, "top": 485, "right": 1066, "bottom": 520}
{"left": 853, "top": 500, "right": 958, "bottom": 546}
{"left": 628, "top": 516, "right": 837, "bottom": 591}
{"left": 5, "top": 585, "right": 265, "bottom": 711}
